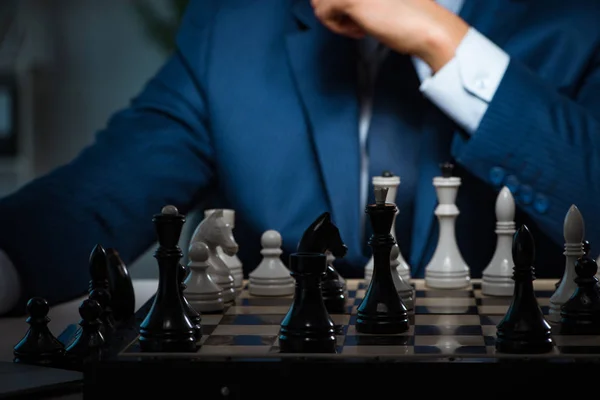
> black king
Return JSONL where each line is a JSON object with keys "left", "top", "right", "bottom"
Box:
{"left": 356, "top": 187, "right": 409, "bottom": 334}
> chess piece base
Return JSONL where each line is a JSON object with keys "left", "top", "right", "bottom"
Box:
{"left": 560, "top": 317, "right": 600, "bottom": 335}
{"left": 495, "top": 333, "right": 554, "bottom": 354}
{"left": 355, "top": 311, "right": 409, "bottom": 334}
{"left": 482, "top": 274, "right": 514, "bottom": 297}
{"left": 211, "top": 276, "right": 236, "bottom": 304}
{"left": 547, "top": 304, "right": 563, "bottom": 323}
{"left": 425, "top": 269, "right": 470, "bottom": 289}
{"left": 187, "top": 293, "right": 225, "bottom": 313}
{"left": 138, "top": 329, "right": 198, "bottom": 353}
{"left": 248, "top": 277, "right": 295, "bottom": 296}
{"left": 278, "top": 328, "right": 336, "bottom": 353}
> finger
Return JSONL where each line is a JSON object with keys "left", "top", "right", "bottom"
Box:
{"left": 330, "top": 16, "right": 366, "bottom": 38}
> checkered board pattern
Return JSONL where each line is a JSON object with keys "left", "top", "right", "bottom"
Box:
{"left": 119, "top": 279, "right": 600, "bottom": 359}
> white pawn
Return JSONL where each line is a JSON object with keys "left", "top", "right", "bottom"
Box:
{"left": 548, "top": 204, "right": 585, "bottom": 323}
{"left": 482, "top": 186, "right": 516, "bottom": 296}
{"left": 248, "top": 230, "right": 295, "bottom": 296}
{"left": 364, "top": 172, "right": 411, "bottom": 282}
{"left": 184, "top": 241, "right": 224, "bottom": 313}
{"left": 205, "top": 209, "right": 244, "bottom": 291}
{"left": 424, "top": 165, "right": 470, "bottom": 289}
{"left": 391, "top": 244, "right": 414, "bottom": 315}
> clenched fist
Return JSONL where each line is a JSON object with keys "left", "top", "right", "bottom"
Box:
{"left": 310, "top": 0, "right": 469, "bottom": 72}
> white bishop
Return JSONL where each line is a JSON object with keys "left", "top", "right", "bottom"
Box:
{"left": 548, "top": 204, "right": 585, "bottom": 323}
{"left": 482, "top": 186, "right": 516, "bottom": 296}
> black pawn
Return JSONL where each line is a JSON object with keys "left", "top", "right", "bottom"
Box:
{"left": 556, "top": 240, "right": 590, "bottom": 289}
{"left": 106, "top": 248, "right": 136, "bottom": 323}
{"left": 279, "top": 253, "right": 336, "bottom": 353}
{"left": 138, "top": 205, "right": 197, "bottom": 352}
{"left": 356, "top": 190, "right": 409, "bottom": 334}
{"left": 89, "top": 288, "right": 116, "bottom": 340}
{"left": 65, "top": 299, "right": 105, "bottom": 363}
{"left": 560, "top": 254, "right": 600, "bottom": 334}
{"left": 495, "top": 225, "right": 554, "bottom": 354}
{"left": 321, "top": 252, "right": 347, "bottom": 315}
{"left": 179, "top": 263, "right": 202, "bottom": 340}
{"left": 13, "top": 297, "right": 65, "bottom": 365}
{"left": 89, "top": 244, "right": 110, "bottom": 293}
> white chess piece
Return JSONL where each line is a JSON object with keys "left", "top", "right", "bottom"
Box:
{"left": 549, "top": 204, "right": 585, "bottom": 322}
{"left": 190, "top": 210, "right": 237, "bottom": 304}
{"left": 482, "top": 186, "right": 516, "bottom": 296}
{"left": 424, "top": 170, "right": 470, "bottom": 289}
{"left": 205, "top": 209, "right": 244, "bottom": 291}
{"left": 365, "top": 173, "right": 411, "bottom": 282}
{"left": 184, "top": 241, "right": 225, "bottom": 313}
{"left": 248, "top": 230, "right": 295, "bottom": 296}
{"left": 390, "top": 244, "right": 414, "bottom": 315}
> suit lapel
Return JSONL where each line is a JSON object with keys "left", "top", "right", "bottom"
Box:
{"left": 409, "top": 0, "right": 532, "bottom": 272}
{"left": 285, "top": 0, "right": 362, "bottom": 254}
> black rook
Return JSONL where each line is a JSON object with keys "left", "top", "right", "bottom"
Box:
{"left": 279, "top": 253, "right": 337, "bottom": 353}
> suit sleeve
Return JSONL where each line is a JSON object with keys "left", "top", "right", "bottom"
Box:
{"left": 451, "top": 48, "right": 600, "bottom": 252}
{"left": 0, "top": 18, "right": 217, "bottom": 313}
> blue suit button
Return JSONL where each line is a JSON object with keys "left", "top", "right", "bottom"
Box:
{"left": 504, "top": 175, "right": 520, "bottom": 193}
{"left": 518, "top": 184, "right": 534, "bottom": 205}
{"left": 534, "top": 193, "right": 550, "bottom": 214}
{"left": 489, "top": 167, "right": 505, "bottom": 186}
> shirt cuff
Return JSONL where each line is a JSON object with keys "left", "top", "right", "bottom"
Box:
{"left": 420, "top": 27, "right": 510, "bottom": 134}
{"left": 0, "top": 248, "right": 21, "bottom": 315}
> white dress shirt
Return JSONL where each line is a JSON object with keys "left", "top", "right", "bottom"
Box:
{"left": 0, "top": 0, "right": 510, "bottom": 315}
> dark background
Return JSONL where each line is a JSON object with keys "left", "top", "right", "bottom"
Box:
{"left": 0, "top": 0, "right": 188, "bottom": 279}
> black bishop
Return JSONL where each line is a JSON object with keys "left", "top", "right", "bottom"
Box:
{"left": 495, "top": 225, "right": 554, "bottom": 354}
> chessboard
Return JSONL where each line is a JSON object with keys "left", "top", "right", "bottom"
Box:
{"left": 83, "top": 277, "right": 600, "bottom": 398}
{"left": 111, "top": 279, "right": 599, "bottom": 359}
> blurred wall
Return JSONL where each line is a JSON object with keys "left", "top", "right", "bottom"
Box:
{"left": 15, "top": 0, "right": 177, "bottom": 278}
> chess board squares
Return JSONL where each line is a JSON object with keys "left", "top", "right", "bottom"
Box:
{"left": 475, "top": 295, "right": 550, "bottom": 315}
{"left": 413, "top": 315, "right": 483, "bottom": 335}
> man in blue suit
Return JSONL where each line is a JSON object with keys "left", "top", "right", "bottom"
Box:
{"left": 0, "top": 0, "right": 599, "bottom": 314}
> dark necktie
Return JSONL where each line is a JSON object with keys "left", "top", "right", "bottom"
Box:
{"left": 364, "top": 50, "right": 427, "bottom": 259}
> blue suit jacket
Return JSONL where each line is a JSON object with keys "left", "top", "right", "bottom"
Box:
{"left": 1, "top": 0, "right": 600, "bottom": 310}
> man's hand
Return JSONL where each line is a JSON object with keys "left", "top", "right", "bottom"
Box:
{"left": 310, "top": 0, "right": 470, "bottom": 72}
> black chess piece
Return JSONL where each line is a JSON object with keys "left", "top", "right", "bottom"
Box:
{"left": 556, "top": 240, "right": 590, "bottom": 289}
{"left": 559, "top": 254, "right": 600, "bottom": 334}
{"left": 440, "top": 161, "right": 454, "bottom": 178}
{"left": 296, "top": 212, "right": 348, "bottom": 317}
{"left": 356, "top": 188, "right": 409, "bottom": 334}
{"left": 179, "top": 262, "right": 202, "bottom": 340}
{"left": 106, "top": 248, "right": 136, "bottom": 323}
{"left": 322, "top": 253, "right": 348, "bottom": 316}
{"left": 279, "top": 252, "right": 337, "bottom": 353}
{"left": 495, "top": 225, "right": 554, "bottom": 354}
{"left": 89, "top": 244, "right": 110, "bottom": 293}
{"left": 138, "top": 205, "right": 198, "bottom": 352}
{"left": 13, "top": 297, "right": 65, "bottom": 365}
{"left": 65, "top": 299, "right": 105, "bottom": 364}
{"left": 89, "top": 288, "right": 117, "bottom": 340}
